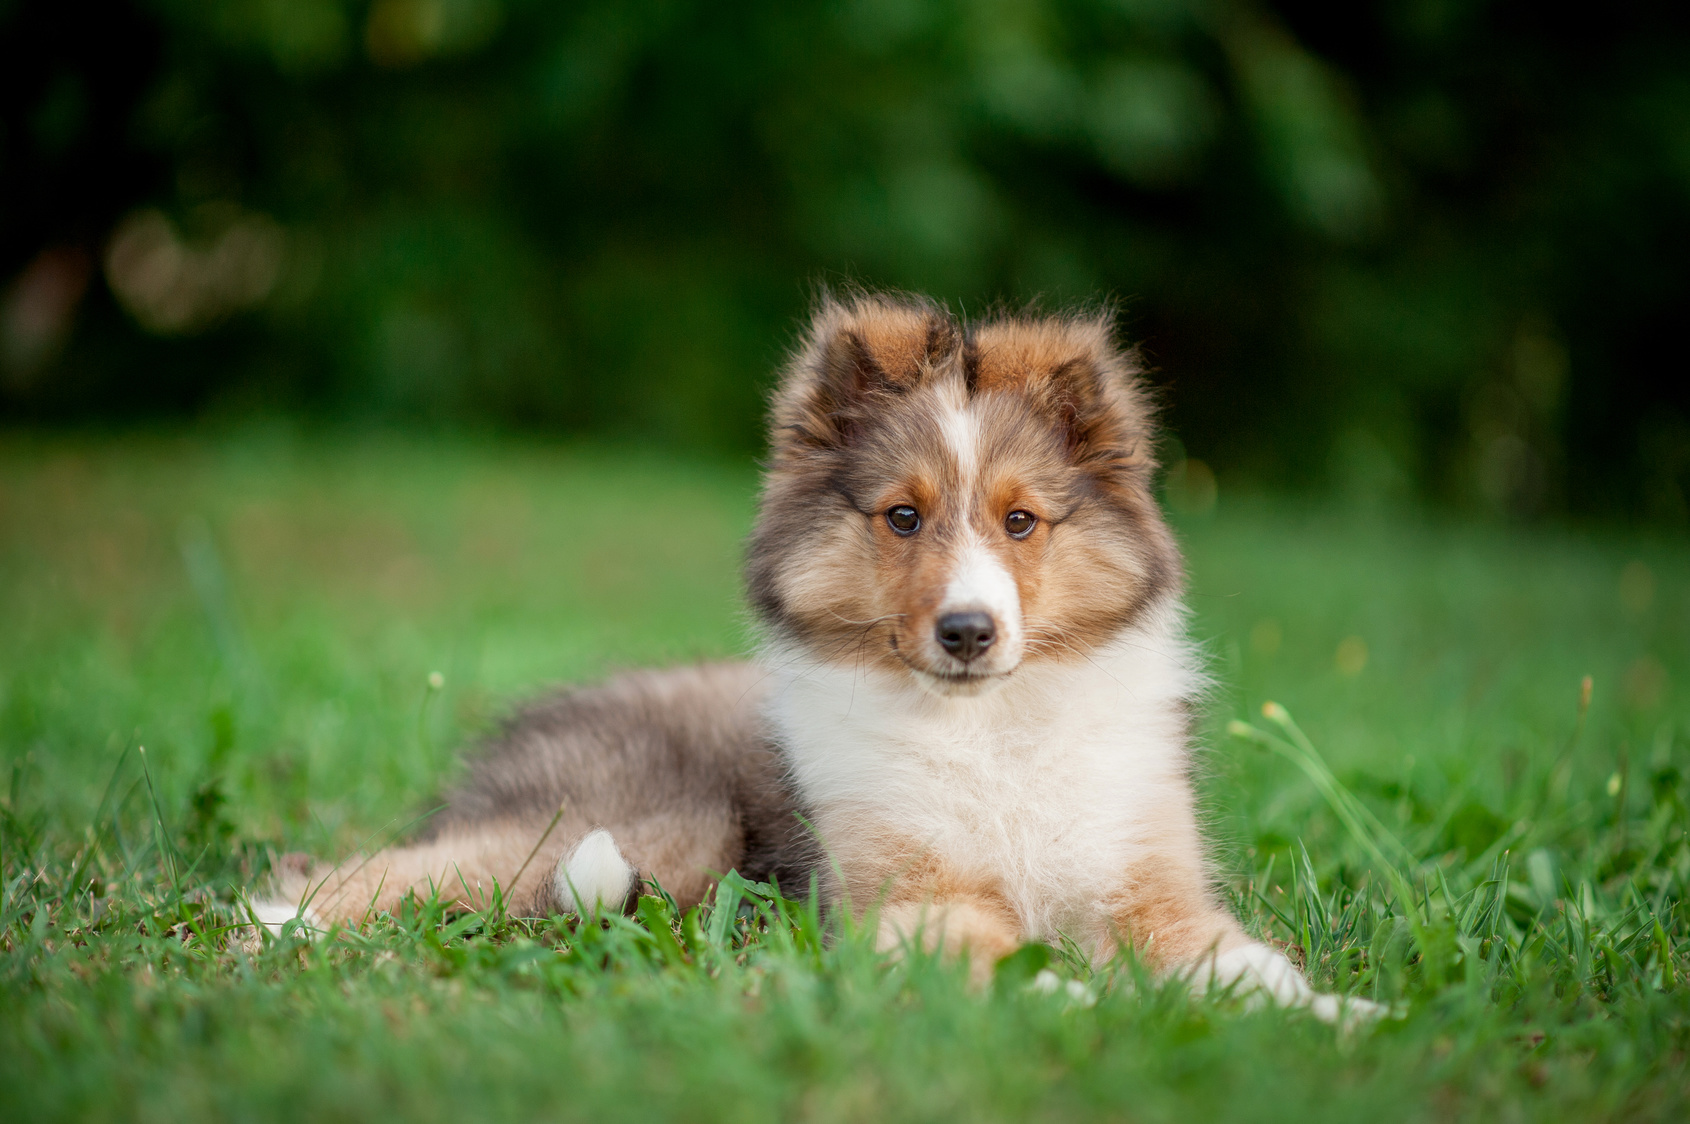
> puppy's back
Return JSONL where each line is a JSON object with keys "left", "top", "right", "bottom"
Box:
{"left": 428, "top": 662, "right": 810, "bottom": 902}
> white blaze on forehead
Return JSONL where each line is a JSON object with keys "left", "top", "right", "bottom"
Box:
{"left": 933, "top": 392, "right": 1022, "bottom": 646}
{"left": 938, "top": 388, "right": 980, "bottom": 486}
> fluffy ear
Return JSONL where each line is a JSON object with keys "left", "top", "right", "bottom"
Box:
{"left": 772, "top": 292, "right": 959, "bottom": 451}
{"left": 966, "top": 312, "right": 1156, "bottom": 476}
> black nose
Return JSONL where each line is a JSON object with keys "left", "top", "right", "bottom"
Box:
{"left": 936, "top": 611, "right": 996, "bottom": 663}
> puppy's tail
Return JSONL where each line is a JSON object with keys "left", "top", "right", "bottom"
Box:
{"left": 553, "top": 828, "right": 638, "bottom": 915}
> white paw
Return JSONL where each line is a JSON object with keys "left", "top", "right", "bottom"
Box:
{"left": 553, "top": 829, "right": 637, "bottom": 915}
{"left": 1307, "top": 990, "right": 1391, "bottom": 1030}
{"left": 1030, "top": 969, "right": 1099, "bottom": 1007}
{"left": 1208, "top": 942, "right": 1314, "bottom": 1005}
{"left": 242, "top": 896, "right": 322, "bottom": 941}
{"left": 1193, "top": 942, "right": 1387, "bottom": 1027}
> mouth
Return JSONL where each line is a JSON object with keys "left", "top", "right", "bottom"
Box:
{"left": 911, "top": 666, "right": 1012, "bottom": 698}
{"left": 890, "top": 644, "right": 1014, "bottom": 697}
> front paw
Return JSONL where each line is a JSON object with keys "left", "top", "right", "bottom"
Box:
{"left": 876, "top": 900, "right": 1021, "bottom": 988}
{"left": 1194, "top": 942, "right": 1388, "bottom": 1027}
{"left": 1207, "top": 942, "right": 1313, "bottom": 1005}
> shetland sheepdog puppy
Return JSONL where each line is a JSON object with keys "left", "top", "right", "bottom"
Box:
{"left": 254, "top": 292, "right": 1373, "bottom": 1022}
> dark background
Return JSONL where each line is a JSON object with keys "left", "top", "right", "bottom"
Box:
{"left": 3, "top": 0, "right": 1687, "bottom": 521}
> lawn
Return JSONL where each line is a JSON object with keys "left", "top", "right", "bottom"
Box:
{"left": 2, "top": 432, "right": 1686, "bottom": 1122}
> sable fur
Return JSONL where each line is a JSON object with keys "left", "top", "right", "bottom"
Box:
{"left": 748, "top": 292, "right": 1180, "bottom": 683}
{"left": 257, "top": 291, "right": 1376, "bottom": 1022}
{"left": 268, "top": 664, "right": 812, "bottom": 920}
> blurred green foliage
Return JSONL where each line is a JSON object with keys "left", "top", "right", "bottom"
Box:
{"left": 2, "top": 0, "right": 1688, "bottom": 519}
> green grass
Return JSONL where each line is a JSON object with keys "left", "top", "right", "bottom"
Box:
{"left": 2, "top": 432, "right": 1686, "bottom": 1122}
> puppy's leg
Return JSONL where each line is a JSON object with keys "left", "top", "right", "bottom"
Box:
{"left": 251, "top": 805, "right": 745, "bottom": 935}
{"left": 1104, "top": 855, "right": 1384, "bottom": 1025}
{"left": 252, "top": 817, "right": 564, "bottom": 933}
{"left": 876, "top": 895, "right": 1023, "bottom": 987}
{"left": 1104, "top": 853, "right": 1253, "bottom": 973}
{"left": 838, "top": 838, "right": 1020, "bottom": 985}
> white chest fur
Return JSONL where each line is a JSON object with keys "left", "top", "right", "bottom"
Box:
{"left": 763, "top": 603, "right": 1204, "bottom": 941}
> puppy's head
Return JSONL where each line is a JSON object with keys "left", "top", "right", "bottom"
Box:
{"left": 748, "top": 292, "right": 1180, "bottom": 697}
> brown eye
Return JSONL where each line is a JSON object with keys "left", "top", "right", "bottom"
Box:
{"left": 1005, "top": 510, "right": 1036, "bottom": 538}
{"left": 886, "top": 505, "right": 921, "bottom": 535}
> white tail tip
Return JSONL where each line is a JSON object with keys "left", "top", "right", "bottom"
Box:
{"left": 554, "top": 829, "right": 636, "bottom": 915}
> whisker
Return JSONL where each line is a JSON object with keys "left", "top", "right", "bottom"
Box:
{"left": 1022, "top": 616, "right": 1136, "bottom": 693}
